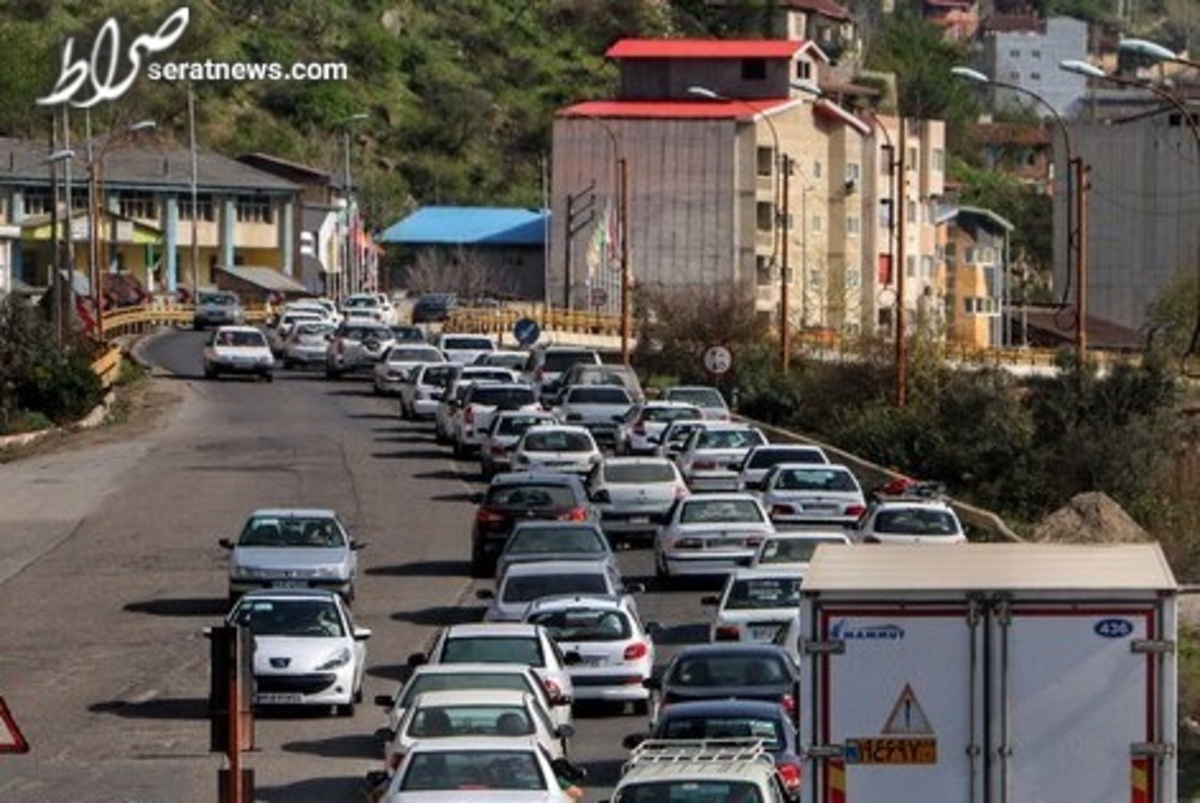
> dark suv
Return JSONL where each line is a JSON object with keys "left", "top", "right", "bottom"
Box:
{"left": 470, "top": 471, "right": 597, "bottom": 577}
{"left": 411, "top": 292, "right": 458, "bottom": 324}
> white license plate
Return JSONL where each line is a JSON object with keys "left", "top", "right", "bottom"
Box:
{"left": 751, "top": 626, "right": 780, "bottom": 640}
{"left": 802, "top": 504, "right": 837, "bottom": 513}
{"left": 273, "top": 580, "right": 308, "bottom": 588}
{"left": 255, "top": 693, "right": 302, "bottom": 704}
{"left": 630, "top": 516, "right": 651, "bottom": 524}
{"left": 577, "top": 655, "right": 606, "bottom": 667}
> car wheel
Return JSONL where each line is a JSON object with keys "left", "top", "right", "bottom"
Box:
{"left": 263, "top": 372, "right": 274, "bottom": 383}
{"left": 325, "top": 369, "right": 340, "bottom": 380}
{"left": 283, "top": 359, "right": 295, "bottom": 370}
{"left": 452, "top": 440, "right": 466, "bottom": 459}
{"left": 654, "top": 552, "right": 669, "bottom": 584}
{"left": 336, "top": 702, "right": 355, "bottom": 717}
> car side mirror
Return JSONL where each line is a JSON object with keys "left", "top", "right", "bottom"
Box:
{"left": 406, "top": 652, "right": 428, "bottom": 668}
{"left": 644, "top": 620, "right": 663, "bottom": 637}
{"left": 353, "top": 627, "right": 372, "bottom": 641}
{"left": 218, "top": 538, "right": 234, "bottom": 550}
{"left": 554, "top": 723, "right": 575, "bottom": 740}
{"left": 373, "top": 694, "right": 394, "bottom": 708}
{"left": 550, "top": 757, "right": 587, "bottom": 784}
{"left": 624, "top": 582, "right": 646, "bottom": 595}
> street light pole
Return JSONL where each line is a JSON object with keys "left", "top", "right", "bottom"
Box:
{"left": 339, "top": 113, "right": 368, "bottom": 300}
{"left": 895, "top": 120, "right": 908, "bottom": 407}
{"left": 189, "top": 83, "right": 200, "bottom": 304}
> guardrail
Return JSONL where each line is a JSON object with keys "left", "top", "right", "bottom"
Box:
{"left": 445, "top": 306, "right": 622, "bottom": 336}
{"left": 90, "top": 344, "right": 123, "bottom": 389}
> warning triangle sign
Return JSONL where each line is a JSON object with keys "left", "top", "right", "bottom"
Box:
{"left": 881, "top": 684, "right": 933, "bottom": 735}
{"left": 0, "top": 696, "right": 30, "bottom": 754}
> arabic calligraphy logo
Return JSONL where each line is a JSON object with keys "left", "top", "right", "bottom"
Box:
{"left": 37, "top": 7, "right": 190, "bottom": 108}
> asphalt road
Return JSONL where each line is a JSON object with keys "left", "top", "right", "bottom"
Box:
{"left": 0, "top": 328, "right": 712, "bottom": 803}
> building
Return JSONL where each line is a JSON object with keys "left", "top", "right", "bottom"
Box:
{"left": 377, "top": 206, "right": 549, "bottom": 301}
{"left": 979, "top": 16, "right": 1090, "bottom": 119}
{"left": 923, "top": 0, "right": 980, "bottom": 43}
{"left": 551, "top": 38, "right": 947, "bottom": 340}
{"left": 936, "top": 206, "right": 1014, "bottom": 348}
{"left": 0, "top": 137, "right": 302, "bottom": 301}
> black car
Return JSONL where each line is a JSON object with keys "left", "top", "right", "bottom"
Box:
{"left": 469, "top": 472, "right": 597, "bottom": 578}
{"left": 624, "top": 699, "right": 804, "bottom": 799}
{"left": 645, "top": 643, "right": 801, "bottom": 726}
{"left": 411, "top": 292, "right": 458, "bottom": 324}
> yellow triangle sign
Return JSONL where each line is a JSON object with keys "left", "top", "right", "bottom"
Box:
{"left": 881, "top": 683, "right": 933, "bottom": 735}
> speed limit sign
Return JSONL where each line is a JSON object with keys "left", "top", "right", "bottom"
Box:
{"left": 703, "top": 345, "right": 733, "bottom": 376}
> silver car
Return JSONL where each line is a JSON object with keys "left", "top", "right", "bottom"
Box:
{"left": 192, "top": 290, "right": 245, "bottom": 330}
{"left": 663, "top": 385, "right": 731, "bottom": 421}
{"left": 511, "top": 425, "right": 603, "bottom": 475}
{"left": 220, "top": 508, "right": 364, "bottom": 603}
{"left": 479, "top": 558, "right": 634, "bottom": 623}
{"left": 757, "top": 462, "right": 867, "bottom": 528}
{"left": 586, "top": 456, "right": 689, "bottom": 545}
{"left": 281, "top": 320, "right": 336, "bottom": 369}
{"left": 553, "top": 385, "right": 634, "bottom": 444}
{"left": 676, "top": 423, "right": 768, "bottom": 492}
{"left": 655, "top": 493, "right": 776, "bottom": 582}
{"left": 373, "top": 344, "right": 446, "bottom": 396}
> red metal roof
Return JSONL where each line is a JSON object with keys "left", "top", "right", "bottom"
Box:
{"left": 606, "top": 39, "right": 806, "bottom": 60}
{"left": 559, "top": 99, "right": 797, "bottom": 120}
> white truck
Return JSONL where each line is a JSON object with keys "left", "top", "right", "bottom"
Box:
{"left": 796, "top": 542, "right": 1178, "bottom": 803}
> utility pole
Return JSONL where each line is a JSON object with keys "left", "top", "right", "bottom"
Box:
{"left": 563, "top": 182, "right": 595, "bottom": 310}
{"left": 617, "top": 157, "right": 631, "bottom": 365}
{"left": 49, "top": 120, "right": 62, "bottom": 343}
{"left": 780, "top": 154, "right": 793, "bottom": 371}
{"left": 189, "top": 84, "right": 200, "bottom": 303}
{"left": 895, "top": 119, "right": 908, "bottom": 408}
{"left": 1074, "top": 157, "right": 1090, "bottom": 366}
{"left": 62, "top": 106, "right": 76, "bottom": 335}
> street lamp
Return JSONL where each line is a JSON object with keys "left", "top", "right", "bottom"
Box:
{"left": 1118, "top": 38, "right": 1200, "bottom": 70}
{"left": 339, "top": 112, "right": 369, "bottom": 300}
{"left": 1061, "top": 58, "right": 1200, "bottom": 372}
{"left": 687, "top": 85, "right": 793, "bottom": 371}
{"left": 952, "top": 66, "right": 1089, "bottom": 368}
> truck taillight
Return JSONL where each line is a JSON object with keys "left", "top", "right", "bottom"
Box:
{"left": 714, "top": 625, "right": 740, "bottom": 641}
{"left": 781, "top": 693, "right": 797, "bottom": 718}
{"left": 777, "top": 761, "right": 802, "bottom": 794}
{"left": 559, "top": 507, "right": 588, "bottom": 522}
{"left": 623, "top": 642, "right": 649, "bottom": 660}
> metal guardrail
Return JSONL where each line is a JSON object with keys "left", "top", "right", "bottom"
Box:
{"left": 445, "top": 306, "right": 622, "bottom": 336}
{"left": 90, "top": 345, "right": 123, "bottom": 389}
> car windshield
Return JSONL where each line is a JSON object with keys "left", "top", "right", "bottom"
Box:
{"left": 874, "top": 508, "right": 960, "bottom": 535}
{"left": 679, "top": 499, "right": 765, "bottom": 524}
{"left": 506, "top": 526, "right": 606, "bottom": 555}
{"left": 644, "top": 406, "right": 702, "bottom": 422}
{"left": 725, "top": 577, "right": 803, "bottom": 610}
{"left": 471, "top": 387, "right": 536, "bottom": 407}
{"left": 500, "top": 572, "right": 610, "bottom": 603}
{"left": 444, "top": 337, "right": 494, "bottom": 350}
{"left": 747, "top": 447, "right": 828, "bottom": 468}
{"left": 215, "top": 330, "right": 266, "bottom": 347}
{"left": 400, "top": 749, "right": 546, "bottom": 792}
{"left": 660, "top": 715, "right": 782, "bottom": 750}
{"left": 604, "top": 462, "right": 677, "bottom": 483}
{"left": 398, "top": 672, "right": 534, "bottom": 709}
{"left": 237, "top": 515, "right": 346, "bottom": 547}
{"left": 670, "top": 654, "right": 786, "bottom": 687}
{"left": 567, "top": 387, "right": 631, "bottom": 404}
{"left": 486, "top": 484, "right": 578, "bottom": 509}
{"left": 441, "top": 636, "right": 544, "bottom": 666}
{"left": 667, "top": 388, "right": 726, "bottom": 408}
{"left": 527, "top": 608, "right": 632, "bottom": 641}
{"left": 695, "top": 429, "right": 764, "bottom": 450}
{"left": 522, "top": 431, "right": 594, "bottom": 452}
{"left": 199, "top": 292, "right": 238, "bottom": 306}
{"left": 759, "top": 536, "right": 846, "bottom": 564}
{"left": 231, "top": 598, "right": 345, "bottom": 638}
{"left": 464, "top": 369, "right": 515, "bottom": 383}
{"left": 388, "top": 347, "right": 443, "bottom": 363}
{"left": 616, "top": 781, "right": 763, "bottom": 803}
{"left": 407, "top": 705, "right": 534, "bottom": 738}
{"left": 543, "top": 351, "right": 597, "bottom": 373}
{"left": 771, "top": 468, "right": 859, "bottom": 492}
{"left": 295, "top": 322, "right": 334, "bottom": 337}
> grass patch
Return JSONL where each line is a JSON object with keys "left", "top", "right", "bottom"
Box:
{"left": 0, "top": 410, "right": 53, "bottom": 435}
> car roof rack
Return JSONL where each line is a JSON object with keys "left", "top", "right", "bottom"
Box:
{"left": 624, "top": 738, "right": 772, "bottom": 770}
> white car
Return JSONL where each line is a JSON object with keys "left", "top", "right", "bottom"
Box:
{"left": 553, "top": 385, "right": 634, "bottom": 444}
{"left": 436, "top": 333, "right": 497, "bottom": 365}
{"left": 399, "top": 362, "right": 462, "bottom": 420}
{"left": 854, "top": 498, "right": 968, "bottom": 544}
{"left": 737, "top": 443, "right": 831, "bottom": 490}
{"left": 373, "top": 344, "right": 447, "bottom": 396}
{"left": 414, "top": 623, "right": 576, "bottom": 715}
{"left": 342, "top": 292, "right": 397, "bottom": 325}
{"left": 378, "top": 689, "right": 571, "bottom": 776}
{"left": 480, "top": 558, "right": 634, "bottom": 623}
{"left": 454, "top": 382, "right": 542, "bottom": 458}
{"left": 663, "top": 385, "right": 731, "bottom": 420}
{"left": 614, "top": 401, "right": 705, "bottom": 456}
{"left": 757, "top": 462, "right": 868, "bottom": 528}
{"left": 270, "top": 309, "right": 324, "bottom": 353}
{"left": 511, "top": 425, "right": 602, "bottom": 475}
{"left": 585, "top": 456, "right": 689, "bottom": 545}
{"left": 281, "top": 320, "right": 336, "bottom": 370}
{"left": 203, "top": 325, "right": 275, "bottom": 381}
{"left": 372, "top": 736, "right": 581, "bottom": 802}
{"left": 750, "top": 530, "right": 852, "bottom": 574}
{"left": 705, "top": 567, "right": 803, "bottom": 643}
{"left": 225, "top": 589, "right": 370, "bottom": 715}
{"left": 493, "top": 521, "right": 615, "bottom": 582}
{"left": 436, "top": 368, "right": 521, "bottom": 444}
{"left": 480, "top": 410, "right": 560, "bottom": 479}
{"left": 374, "top": 662, "right": 572, "bottom": 735}
{"left": 675, "top": 422, "right": 768, "bottom": 492}
{"left": 655, "top": 492, "right": 776, "bottom": 582}
{"left": 654, "top": 418, "right": 708, "bottom": 460}
{"left": 524, "top": 594, "right": 655, "bottom": 714}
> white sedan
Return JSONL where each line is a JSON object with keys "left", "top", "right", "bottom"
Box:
{"left": 511, "top": 425, "right": 602, "bottom": 475}
{"left": 373, "top": 344, "right": 447, "bottom": 396}
{"left": 203, "top": 326, "right": 275, "bottom": 381}
{"left": 757, "top": 462, "right": 868, "bottom": 528}
{"left": 704, "top": 567, "right": 803, "bottom": 644}
{"left": 655, "top": 492, "right": 776, "bottom": 583}
{"left": 675, "top": 423, "right": 767, "bottom": 492}
{"left": 226, "top": 589, "right": 371, "bottom": 715}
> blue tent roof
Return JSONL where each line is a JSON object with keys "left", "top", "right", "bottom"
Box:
{"left": 378, "top": 206, "right": 549, "bottom": 246}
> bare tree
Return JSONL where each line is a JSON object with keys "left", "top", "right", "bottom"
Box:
{"left": 400, "top": 245, "right": 525, "bottom": 301}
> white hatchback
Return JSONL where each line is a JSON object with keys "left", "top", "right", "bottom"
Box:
{"left": 511, "top": 425, "right": 602, "bottom": 475}
{"left": 203, "top": 325, "right": 275, "bottom": 381}
{"left": 705, "top": 567, "right": 804, "bottom": 644}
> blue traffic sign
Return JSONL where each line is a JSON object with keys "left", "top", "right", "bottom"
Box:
{"left": 513, "top": 317, "right": 541, "bottom": 347}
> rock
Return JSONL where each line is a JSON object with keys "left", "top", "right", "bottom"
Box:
{"left": 1031, "top": 491, "right": 1152, "bottom": 544}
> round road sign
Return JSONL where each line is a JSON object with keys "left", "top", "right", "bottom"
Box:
{"left": 703, "top": 344, "right": 733, "bottom": 375}
{"left": 590, "top": 287, "right": 609, "bottom": 307}
{"left": 513, "top": 317, "right": 541, "bottom": 347}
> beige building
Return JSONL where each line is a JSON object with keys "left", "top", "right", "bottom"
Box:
{"left": 935, "top": 206, "right": 1014, "bottom": 348}
{"left": 551, "top": 38, "right": 947, "bottom": 340}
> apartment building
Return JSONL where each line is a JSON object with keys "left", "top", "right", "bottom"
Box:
{"left": 0, "top": 137, "right": 301, "bottom": 298}
{"left": 936, "top": 206, "right": 1015, "bottom": 348}
{"left": 979, "top": 15, "right": 1090, "bottom": 119}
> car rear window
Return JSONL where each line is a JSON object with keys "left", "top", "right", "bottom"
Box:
{"left": 670, "top": 654, "right": 786, "bottom": 687}
{"left": 604, "top": 462, "right": 677, "bottom": 483}
{"left": 231, "top": 598, "right": 345, "bottom": 638}
{"left": 406, "top": 705, "right": 534, "bottom": 739}
{"left": 218, "top": 330, "right": 266, "bottom": 347}
{"left": 527, "top": 608, "right": 632, "bottom": 641}
{"left": 500, "top": 572, "right": 610, "bottom": 603}
{"left": 496, "top": 415, "right": 554, "bottom": 435}
{"left": 522, "top": 430, "right": 594, "bottom": 452}
{"left": 772, "top": 467, "right": 860, "bottom": 492}
{"left": 679, "top": 499, "right": 765, "bottom": 524}
{"left": 874, "top": 508, "right": 960, "bottom": 535}
{"left": 643, "top": 406, "right": 702, "bottom": 422}
{"left": 342, "top": 325, "right": 387, "bottom": 340}
{"left": 747, "top": 447, "right": 828, "bottom": 469}
{"left": 441, "top": 636, "right": 544, "bottom": 666}
{"left": 542, "top": 351, "right": 599, "bottom": 373}
{"left": 389, "top": 347, "right": 443, "bottom": 363}
{"left": 725, "top": 577, "right": 803, "bottom": 610}
{"left": 567, "top": 387, "right": 631, "bottom": 404}
{"left": 421, "top": 365, "right": 460, "bottom": 385}
{"left": 444, "top": 336, "right": 494, "bottom": 350}
{"left": 487, "top": 484, "right": 578, "bottom": 508}
{"left": 660, "top": 715, "right": 782, "bottom": 749}
{"left": 399, "top": 672, "right": 534, "bottom": 708}
{"left": 506, "top": 526, "right": 606, "bottom": 555}
{"left": 470, "top": 387, "right": 537, "bottom": 407}
{"left": 666, "top": 388, "right": 726, "bottom": 407}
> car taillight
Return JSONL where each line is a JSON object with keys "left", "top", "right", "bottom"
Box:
{"left": 592, "top": 490, "right": 611, "bottom": 504}
{"left": 387, "top": 751, "right": 404, "bottom": 771}
{"left": 623, "top": 642, "right": 649, "bottom": 661}
{"left": 693, "top": 460, "right": 716, "bottom": 470}
{"left": 542, "top": 678, "right": 563, "bottom": 702}
{"left": 781, "top": 693, "right": 797, "bottom": 718}
{"left": 771, "top": 504, "right": 794, "bottom": 518}
{"left": 745, "top": 535, "right": 764, "bottom": 547}
{"left": 490, "top": 444, "right": 506, "bottom": 456}
{"left": 675, "top": 537, "right": 703, "bottom": 549}
{"left": 777, "top": 761, "right": 802, "bottom": 794}
{"left": 475, "top": 508, "right": 505, "bottom": 524}
{"left": 713, "top": 625, "right": 740, "bottom": 641}
{"left": 559, "top": 507, "right": 588, "bottom": 522}
{"left": 845, "top": 503, "right": 866, "bottom": 518}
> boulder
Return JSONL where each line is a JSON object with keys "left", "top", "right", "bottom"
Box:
{"left": 1031, "top": 491, "right": 1152, "bottom": 544}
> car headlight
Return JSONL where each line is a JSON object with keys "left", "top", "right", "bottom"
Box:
{"left": 311, "top": 566, "right": 344, "bottom": 579}
{"left": 316, "top": 647, "right": 353, "bottom": 671}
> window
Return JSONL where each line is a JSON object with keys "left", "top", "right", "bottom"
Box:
{"left": 933, "top": 148, "right": 945, "bottom": 172}
{"left": 1010, "top": 49, "right": 1021, "bottom": 58}
{"left": 22, "top": 190, "right": 53, "bottom": 216}
{"left": 756, "top": 201, "right": 774, "bottom": 231}
{"left": 811, "top": 214, "right": 823, "bottom": 234}
{"left": 907, "top": 147, "right": 918, "bottom": 167}
{"left": 921, "top": 256, "right": 934, "bottom": 279}
{"left": 907, "top": 200, "right": 917, "bottom": 221}
{"left": 964, "top": 246, "right": 976, "bottom": 264}
{"left": 236, "top": 198, "right": 272, "bottom": 224}
{"left": 812, "top": 160, "right": 822, "bottom": 178}
{"left": 964, "top": 297, "right": 999, "bottom": 315}
{"left": 846, "top": 215, "right": 860, "bottom": 236}
{"left": 179, "top": 195, "right": 215, "bottom": 222}
{"left": 757, "top": 146, "right": 774, "bottom": 177}
{"left": 118, "top": 191, "right": 155, "bottom": 219}
{"left": 756, "top": 255, "right": 773, "bottom": 285}
{"left": 1030, "top": 72, "right": 1042, "bottom": 81}
{"left": 845, "top": 163, "right": 861, "bottom": 183}
{"left": 1031, "top": 49, "right": 1042, "bottom": 59}
{"left": 907, "top": 255, "right": 917, "bottom": 277}
{"left": 796, "top": 60, "right": 812, "bottom": 80}
{"left": 1008, "top": 71, "right": 1021, "bottom": 81}
{"left": 742, "top": 58, "right": 767, "bottom": 80}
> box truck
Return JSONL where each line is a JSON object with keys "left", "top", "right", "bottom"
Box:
{"left": 797, "top": 543, "right": 1177, "bottom": 802}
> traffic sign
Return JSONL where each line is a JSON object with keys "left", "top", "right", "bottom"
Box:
{"left": 512, "top": 317, "right": 541, "bottom": 347}
{"left": 590, "top": 287, "right": 609, "bottom": 307}
{"left": 703, "top": 344, "right": 733, "bottom": 376}
{"left": 0, "top": 696, "right": 29, "bottom": 754}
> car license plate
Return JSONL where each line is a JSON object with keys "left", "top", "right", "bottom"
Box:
{"left": 713, "top": 538, "right": 746, "bottom": 548}
{"left": 751, "top": 625, "right": 781, "bottom": 640}
{"left": 273, "top": 580, "right": 308, "bottom": 589}
{"left": 577, "top": 655, "right": 606, "bottom": 667}
{"left": 255, "top": 693, "right": 302, "bottom": 704}
{"left": 630, "top": 516, "right": 651, "bottom": 524}
{"left": 802, "top": 504, "right": 837, "bottom": 513}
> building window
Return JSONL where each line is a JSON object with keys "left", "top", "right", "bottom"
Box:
{"left": 921, "top": 255, "right": 934, "bottom": 278}
{"left": 756, "top": 201, "right": 774, "bottom": 231}
{"left": 846, "top": 215, "right": 860, "bottom": 235}
{"left": 812, "top": 160, "right": 822, "bottom": 178}
{"left": 236, "top": 197, "right": 273, "bottom": 224}
{"left": 1010, "top": 49, "right": 1021, "bottom": 58}
{"left": 1031, "top": 49, "right": 1041, "bottom": 58}
{"left": 742, "top": 59, "right": 767, "bottom": 80}
{"left": 811, "top": 214, "right": 823, "bottom": 234}
{"left": 944, "top": 241, "right": 957, "bottom": 263}
{"left": 907, "top": 147, "right": 918, "bottom": 167}
{"left": 964, "top": 245, "right": 976, "bottom": 264}
{"left": 757, "top": 146, "right": 774, "bottom": 177}
{"left": 179, "top": 195, "right": 215, "bottom": 222}
{"left": 907, "top": 255, "right": 917, "bottom": 277}
{"left": 118, "top": 191, "right": 155, "bottom": 220}
{"left": 756, "top": 255, "right": 773, "bottom": 285}
{"left": 23, "top": 190, "right": 53, "bottom": 216}
{"left": 1030, "top": 72, "right": 1042, "bottom": 81}
{"left": 965, "top": 297, "right": 999, "bottom": 315}
{"left": 1008, "top": 71, "right": 1021, "bottom": 81}
{"left": 845, "top": 163, "right": 861, "bottom": 183}
{"left": 796, "top": 61, "right": 812, "bottom": 80}
{"left": 933, "top": 148, "right": 945, "bottom": 172}
{"left": 907, "top": 200, "right": 917, "bottom": 221}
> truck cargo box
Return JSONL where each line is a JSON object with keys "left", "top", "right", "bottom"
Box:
{"left": 797, "top": 543, "right": 1177, "bottom": 803}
